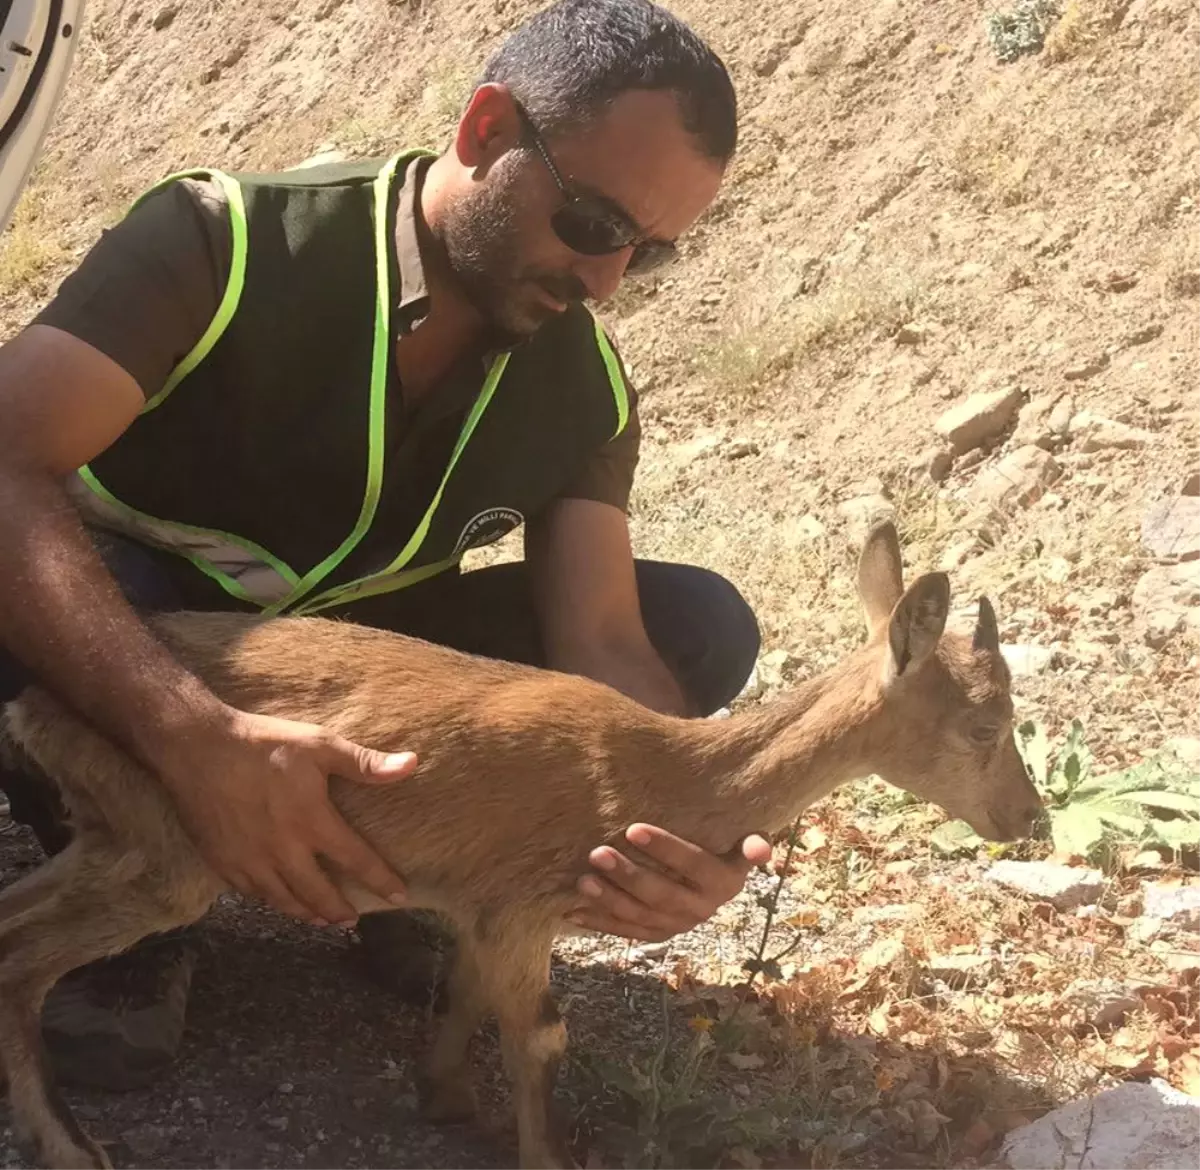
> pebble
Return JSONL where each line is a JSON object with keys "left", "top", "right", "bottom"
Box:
{"left": 1142, "top": 884, "right": 1200, "bottom": 932}
{"left": 984, "top": 860, "right": 1105, "bottom": 911}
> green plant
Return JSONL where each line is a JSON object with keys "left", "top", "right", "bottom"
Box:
{"left": 986, "top": 0, "right": 1062, "bottom": 62}
{"left": 933, "top": 721, "right": 1200, "bottom": 862}
{"left": 585, "top": 991, "right": 780, "bottom": 1168}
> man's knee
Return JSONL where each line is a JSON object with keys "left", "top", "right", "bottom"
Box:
{"left": 635, "top": 561, "right": 760, "bottom": 716}
{"left": 687, "top": 567, "right": 760, "bottom": 712}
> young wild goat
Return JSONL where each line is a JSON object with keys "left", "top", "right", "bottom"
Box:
{"left": 0, "top": 522, "right": 1042, "bottom": 1169}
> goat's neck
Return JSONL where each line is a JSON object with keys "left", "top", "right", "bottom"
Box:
{"left": 683, "top": 651, "right": 884, "bottom": 839}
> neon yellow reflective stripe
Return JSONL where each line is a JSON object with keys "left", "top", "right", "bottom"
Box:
{"left": 143, "top": 171, "right": 247, "bottom": 412}
{"left": 297, "top": 352, "right": 510, "bottom": 613}
{"left": 262, "top": 151, "right": 416, "bottom": 618}
{"left": 592, "top": 314, "right": 629, "bottom": 438}
{"left": 293, "top": 555, "right": 462, "bottom": 616}
{"left": 76, "top": 466, "right": 300, "bottom": 604}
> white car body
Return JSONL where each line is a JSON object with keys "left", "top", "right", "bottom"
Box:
{"left": 0, "top": 0, "right": 86, "bottom": 237}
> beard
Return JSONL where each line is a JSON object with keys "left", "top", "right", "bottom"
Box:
{"left": 439, "top": 157, "right": 587, "bottom": 347}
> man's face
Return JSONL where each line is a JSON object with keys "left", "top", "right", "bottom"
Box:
{"left": 440, "top": 88, "right": 726, "bottom": 344}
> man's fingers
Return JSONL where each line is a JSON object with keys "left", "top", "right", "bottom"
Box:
{"left": 740, "top": 833, "right": 773, "bottom": 866}
{"left": 566, "top": 908, "right": 673, "bottom": 944}
{"left": 625, "top": 823, "right": 734, "bottom": 887}
{"left": 575, "top": 871, "right": 681, "bottom": 939}
{"left": 249, "top": 868, "right": 328, "bottom": 925}
{"left": 277, "top": 849, "right": 361, "bottom": 925}
{"left": 318, "top": 818, "right": 408, "bottom": 908}
{"left": 323, "top": 737, "right": 418, "bottom": 785}
{"left": 588, "top": 846, "right": 711, "bottom": 920}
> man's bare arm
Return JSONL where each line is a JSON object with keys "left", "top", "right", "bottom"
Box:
{"left": 0, "top": 325, "right": 413, "bottom": 924}
{"left": 525, "top": 497, "right": 770, "bottom": 941}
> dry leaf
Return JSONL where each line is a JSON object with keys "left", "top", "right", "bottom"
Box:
{"left": 1172, "top": 1049, "right": 1200, "bottom": 1096}
{"left": 782, "top": 907, "right": 821, "bottom": 928}
{"left": 801, "top": 825, "right": 828, "bottom": 852}
{"left": 868, "top": 1004, "right": 892, "bottom": 1037}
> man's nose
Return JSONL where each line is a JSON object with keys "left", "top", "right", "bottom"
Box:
{"left": 574, "top": 247, "right": 634, "bottom": 303}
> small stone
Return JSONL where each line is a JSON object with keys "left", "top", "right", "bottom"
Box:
{"left": 1125, "top": 322, "right": 1164, "bottom": 347}
{"left": 852, "top": 903, "right": 922, "bottom": 925}
{"left": 895, "top": 322, "right": 927, "bottom": 345}
{"left": 278, "top": 1082, "right": 294, "bottom": 1095}
{"left": 968, "top": 446, "right": 1061, "bottom": 510}
{"left": 1066, "top": 978, "right": 1143, "bottom": 1032}
{"left": 709, "top": 706, "right": 732, "bottom": 720}
{"left": 738, "top": 667, "right": 764, "bottom": 701}
{"left": 724, "top": 438, "right": 760, "bottom": 460}
{"left": 839, "top": 493, "right": 895, "bottom": 545}
{"left": 1002, "top": 1079, "right": 1200, "bottom": 1170}
{"left": 984, "top": 860, "right": 1105, "bottom": 911}
{"left": 934, "top": 386, "right": 1024, "bottom": 455}
{"left": 1142, "top": 884, "right": 1200, "bottom": 932}
{"left": 1142, "top": 496, "right": 1200, "bottom": 562}
{"left": 152, "top": 5, "right": 178, "bottom": 30}
{"left": 1001, "top": 644, "right": 1056, "bottom": 676}
{"left": 927, "top": 953, "right": 997, "bottom": 990}
{"left": 1164, "top": 737, "right": 1200, "bottom": 766}
{"left": 1063, "top": 354, "right": 1111, "bottom": 381}
{"left": 1181, "top": 472, "right": 1199, "bottom": 497}
{"left": 927, "top": 446, "right": 954, "bottom": 483}
{"left": 1069, "top": 411, "right": 1156, "bottom": 452}
{"left": 1132, "top": 561, "right": 1200, "bottom": 647}
{"left": 940, "top": 537, "right": 979, "bottom": 570}
{"left": 635, "top": 941, "right": 670, "bottom": 960}
{"left": 266, "top": 1117, "right": 289, "bottom": 1131}
{"left": 781, "top": 513, "right": 826, "bottom": 546}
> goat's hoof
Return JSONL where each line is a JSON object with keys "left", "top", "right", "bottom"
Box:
{"left": 421, "top": 1076, "right": 478, "bottom": 1123}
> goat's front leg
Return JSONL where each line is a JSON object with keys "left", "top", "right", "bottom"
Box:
{"left": 486, "top": 934, "right": 573, "bottom": 1170}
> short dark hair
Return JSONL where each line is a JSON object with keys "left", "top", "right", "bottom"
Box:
{"left": 478, "top": 0, "right": 737, "bottom": 161}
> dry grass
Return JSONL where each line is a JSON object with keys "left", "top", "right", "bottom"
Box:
{"left": 0, "top": 188, "right": 68, "bottom": 295}
{"left": 1042, "top": 0, "right": 1124, "bottom": 63}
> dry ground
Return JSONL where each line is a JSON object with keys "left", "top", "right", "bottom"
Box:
{"left": 1, "top": 0, "right": 1198, "bottom": 1166}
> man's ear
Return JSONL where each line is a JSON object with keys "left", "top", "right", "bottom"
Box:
{"left": 885, "top": 572, "right": 950, "bottom": 682}
{"left": 454, "top": 83, "right": 524, "bottom": 176}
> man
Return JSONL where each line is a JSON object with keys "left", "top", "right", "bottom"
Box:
{"left": 0, "top": 0, "right": 769, "bottom": 1091}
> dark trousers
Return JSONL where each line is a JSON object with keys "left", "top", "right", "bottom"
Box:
{"left": 0, "top": 532, "right": 760, "bottom": 854}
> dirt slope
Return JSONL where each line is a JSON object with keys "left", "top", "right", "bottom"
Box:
{"left": 1, "top": 1, "right": 1198, "bottom": 1167}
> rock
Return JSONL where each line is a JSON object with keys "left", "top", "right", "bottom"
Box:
{"left": 1142, "top": 884, "right": 1200, "bottom": 932}
{"left": 913, "top": 445, "right": 954, "bottom": 483}
{"left": 968, "top": 446, "right": 1061, "bottom": 510}
{"left": 895, "top": 322, "right": 927, "bottom": 345}
{"left": 1063, "top": 353, "right": 1111, "bottom": 381}
{"left": 287, "top": 148, "right": 349, "bottom": 172}
{"left": 984, "top": 860, "right": 1104, "bottom": 911}
{"left": 1129, "top": 916, "right": 1165, "bottom": 944}
{"left": 709, "top": 707, "right": 732, "bottom": 720}
{"left": 1142, "top": 496, "right": 1200, "bottom": 562}
{"left": 839, "top": 494, "right": 895, "bottom": 544}
{"left": 852, "top": 904, "right": 922, "bottom": 925}
{"left": 781, "top": 513, "right": 826, "bottom": 547}
{"left": 927, "top": 953, "right": 997, "bottom": 990}
{"left": 1165, "top": 737, "right": 1200, "bottom": 766}
{"left": 1183, "top": 472, "right": 1199, "bottom": 497}
{"left": 1126, "top": 322, "right": 1164, "bottom": 347}
{"left": 1065, "top": 978, "right": 1142, "bottom": 1032}
{"left": 1002, "top": 1078, "right": 1200, "bottom": 1170}
{"left": 940, "top": 537, "right": 980, "bottom": 570}
{"left": 934, "top": 387, "right": 1024, "bottom": 455}
{"left": 152, "top": 5, "right": 178, "bottom": 31}
{"left": 738, "top": 667, "right": 764, "bottom": 701}
{"left": 723, "top": 438, "right": 760, "bottom": 460}
{"left": 1001, "top": 644, "right": 1056, "bottom": 676}
{"left": 1132, "top": 561, "right": 1200, "bottom": 647}
{"left": 1069, "top": 411, "right": 1156, "bottom": 452}
{"left": 1014, "top": 392, "right": 1074, "bottom": 449}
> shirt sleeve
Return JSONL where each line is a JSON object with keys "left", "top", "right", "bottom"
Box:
{"left": 31, "top": 177, "right": 231, "bottom": 399}
{"left": 555, "top": 336, "right": 642, "bottom": 513}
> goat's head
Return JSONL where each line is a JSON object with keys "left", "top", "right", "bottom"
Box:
{"left": 854, "top": 521, "right": 1043, "bottom": 842}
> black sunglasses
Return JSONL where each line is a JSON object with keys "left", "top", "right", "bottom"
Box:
{"left": 516, "top": 105, "right": 677, "bottom": 275}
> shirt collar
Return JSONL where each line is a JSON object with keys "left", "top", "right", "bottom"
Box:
{"left": 394, "top": 156, "right": 433, "bottom": 331}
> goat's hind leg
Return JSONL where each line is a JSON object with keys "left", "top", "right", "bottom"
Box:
{"left": 0, "top": 844, "right": 208, "bottom": 1169}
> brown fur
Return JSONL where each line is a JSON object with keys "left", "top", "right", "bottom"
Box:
{"left": 0, "top": 523, "right": 1042, "bottom": 1168}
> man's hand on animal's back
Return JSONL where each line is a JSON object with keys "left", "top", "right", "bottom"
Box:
{"left": 0, "top": 315, "right": 413, "bottom": 927}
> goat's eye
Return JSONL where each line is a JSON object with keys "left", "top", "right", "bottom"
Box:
{"left": 970, "top": 725, "right": 1000, "bottom": 744}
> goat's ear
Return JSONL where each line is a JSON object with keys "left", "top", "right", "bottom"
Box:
{"left": 858, "top": 520, "right": 905, "bottom": 633}
{"left": 973, "top": 596, "right": 1000, "bottom": 653}
{"left": 886, "top": 572, "right": 950, "bottom": 680}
